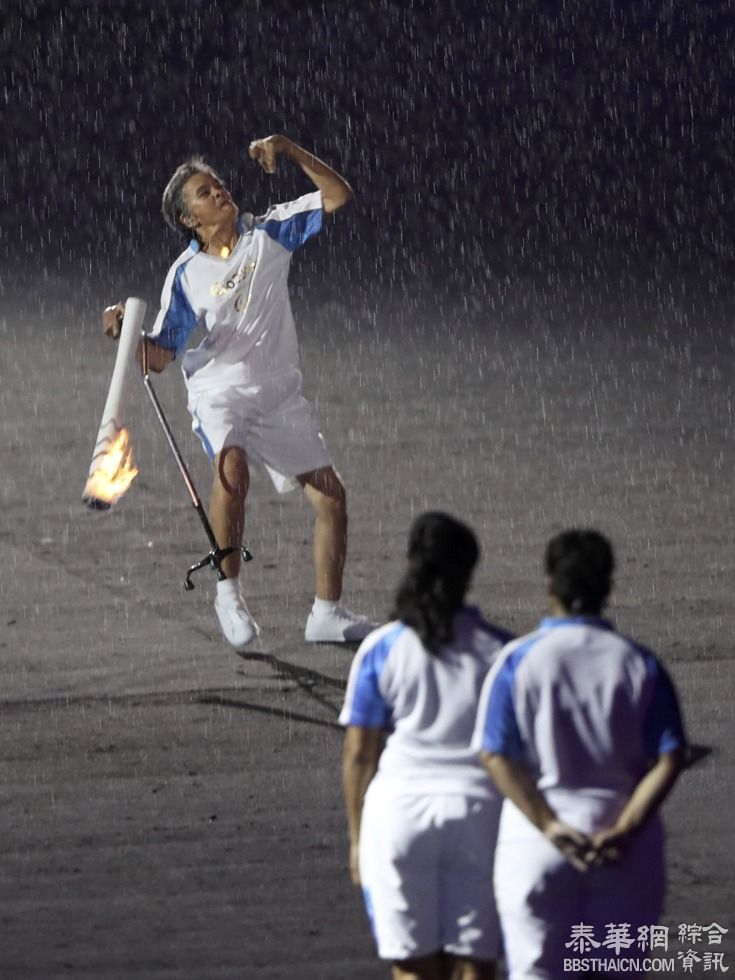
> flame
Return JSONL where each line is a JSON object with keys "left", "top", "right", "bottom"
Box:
{"left": 84, "top": 428, "right": 139, "bottom": 506}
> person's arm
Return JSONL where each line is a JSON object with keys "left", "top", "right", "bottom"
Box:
{"left": 590, "top": 655, "right": 688, "bottom": 864}
{"left": 137, "top": 337, "right": 174, "bottom": 374}
{"left": 342, "top": 726, "right": 383, "bottom": 885}
{"left": 249, "top": 135, "right": 353, "bottom": 213}
{"left": 591, "top": 749, "right": 686, "bottom": 863}
{"left": 101, "top": 301, "right": 175, "bottom": 374}
{"left": 481, "top": 752, "right": 594, "bottom": 872}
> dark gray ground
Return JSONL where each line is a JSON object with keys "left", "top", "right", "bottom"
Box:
{"left": 0, "top": 275, "right": 733, "bottom": 978}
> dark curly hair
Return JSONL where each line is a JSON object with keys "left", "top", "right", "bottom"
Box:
{"left": 544, "top": 529, "right": 614, "bottom": 614}
{"left": 391, "top": 512, "right": 479, "bottom": 655}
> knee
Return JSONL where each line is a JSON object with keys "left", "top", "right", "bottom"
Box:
{"left": 214, "top": 447, "right": 249, "bottom": 500}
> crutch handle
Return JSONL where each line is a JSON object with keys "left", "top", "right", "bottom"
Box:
{"left": 184, "top": 546, "right": 254, "bottom": 591}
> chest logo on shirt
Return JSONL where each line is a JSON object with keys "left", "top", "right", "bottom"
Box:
{"left": 210, "top": 259, "right": 257, "bottom": 298}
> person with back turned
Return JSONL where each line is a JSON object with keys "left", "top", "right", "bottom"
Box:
{"left": 341, "top": 512, "right": 513, "bottom": 980}
{"left": 474, "top": 529, "right": 687, "bottom": 980}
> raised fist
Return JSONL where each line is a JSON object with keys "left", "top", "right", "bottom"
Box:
{"left": 248, "top": 135, "right": 286, "bottom": 174}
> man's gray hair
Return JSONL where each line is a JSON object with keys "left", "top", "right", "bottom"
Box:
{"left": 161, "top": 157, "right": 219, "bottom": 236}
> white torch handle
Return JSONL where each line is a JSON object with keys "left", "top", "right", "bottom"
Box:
{"left": 86, "top": 297, "right": 147, "bottom": 478}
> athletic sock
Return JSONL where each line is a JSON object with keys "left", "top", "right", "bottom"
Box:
{"left": 217, "top": 577, "right": 240, "bottom": 599}
{"left": 312, "top": 597, "right": 339, "bottom": 615}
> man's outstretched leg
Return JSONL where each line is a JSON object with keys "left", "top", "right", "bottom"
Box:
{"left": 210, "top": 446, "right": 259, "bottom": 651}
{"left": 299, "top": 466, "right": 375, "bottom": 643}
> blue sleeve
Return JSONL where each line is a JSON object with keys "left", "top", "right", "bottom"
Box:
{"left": 480, "top": 643, "right": 533, "bottom": 757}
{"left": 642, "top": 655, "right": 687, "bottom": 757}
{"left": 257, "top": 198, "right": 323, "bottom": 253}
{"left": 340, "top": 625, "right": 404, "bottom": 728}
{"left": 153, "top": 264, "right": 199, "bottom": 355}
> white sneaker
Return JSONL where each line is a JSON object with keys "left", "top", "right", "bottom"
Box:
{"left": 304, "top": 603, "right": 376, "bottom": 643}
{"left": 214, "top": 589, "right": 259, "bottom": 651}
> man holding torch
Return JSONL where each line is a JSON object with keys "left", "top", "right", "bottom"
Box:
{"left": 103, "top": 135, "right": 373, "bottom": 652}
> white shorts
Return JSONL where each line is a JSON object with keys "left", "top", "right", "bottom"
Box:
{"left": 359, "top": 778, "right": 501, "bottom": 962}
{"left": 495, "top": 805, "right": 665, "bottom": 980}
{"left": 187, "top": 370, "right": 333, "bottom": 493}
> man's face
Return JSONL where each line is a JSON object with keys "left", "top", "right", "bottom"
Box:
{"left": 180, "top": 171, "right": 238, "bottom": 231}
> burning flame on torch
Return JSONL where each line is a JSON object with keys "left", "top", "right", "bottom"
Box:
{"left": 83, "top": 428, "right": 139, "bottom": 508}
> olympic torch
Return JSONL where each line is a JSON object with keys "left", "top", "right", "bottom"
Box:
{"left": 82, "top": 297, "right": 146, "bottom": 509}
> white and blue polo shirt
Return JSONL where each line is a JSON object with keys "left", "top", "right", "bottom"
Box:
{"left": 473, "top": 616, "right": 686, "bottom": 807}
{"left": 340, "top": 607, "right": 514, "bottom": 797}
{"left": 148, "top": 190, "right": 323, "bottom": 394}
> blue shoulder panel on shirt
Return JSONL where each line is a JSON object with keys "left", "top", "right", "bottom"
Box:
{"left": 481, "top": 636, "right": 540, "bottom": 756}
{"left": 258, "top": 207, "right": 323, "bottom": 252}
{"left": 346, "top": 624, "right": 405, "bottom": 728}
{"left": 155, "top": 262, "right": 199, "bottom": 355}
{"left": 634, "top": 643, "right": 687, "bottom": 757}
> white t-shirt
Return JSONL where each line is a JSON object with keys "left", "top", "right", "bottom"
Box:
{"left": 340, "top": 607, "right": 513, "bottom": 797}
{"left": 473, "top": 615, "right": 686, "bottom": 826}
{"left": 148, "top": 191, "right": 323, "bottom": 394}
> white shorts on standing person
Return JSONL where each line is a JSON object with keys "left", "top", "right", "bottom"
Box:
{"left": 474, "top": 529, "right": 687, "bottom": 980}
{"left": 102, "top": 136, "right": 374, "bottom": 652}
{"left": 341, "top": 513, "right": 513, "bottom": 980}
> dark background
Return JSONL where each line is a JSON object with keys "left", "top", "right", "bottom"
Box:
{"left": 1, "top": 5, "right": 734, "bottom": 977}
{"left": 3, "top": 0, "right": 735, "bottom": 312}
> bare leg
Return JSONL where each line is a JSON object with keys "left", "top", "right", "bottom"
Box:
{"left": 210, "top": 446, "right": 249, "bottom": 580}
{"left": 298, "top": 466, "right": 347, "bottom": 601}
{"left": 394, "top": 953, "right": 495, "bottom": 980}
{"left": 447, "top": 955, "right": 495, "bottom": 980}
{"left": 392, "top": 954, "right": 445, "bottom": 980}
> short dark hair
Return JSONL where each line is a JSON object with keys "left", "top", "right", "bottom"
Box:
{"left": 391, "top": 511, "right": 479, "bottom": 655}
{"left": 544, "top": 529, "right": 614, "bottom": 614}
{"left": 161, "top": 156, "right": 220, "bottom": 237}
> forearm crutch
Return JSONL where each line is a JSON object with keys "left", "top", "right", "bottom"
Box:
{"left": 140, "top": 334, "right": 253, "bottom": 591}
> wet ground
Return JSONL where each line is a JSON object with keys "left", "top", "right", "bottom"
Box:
{"left": 1, "top": 273, "right": 733, "bottom": 977}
